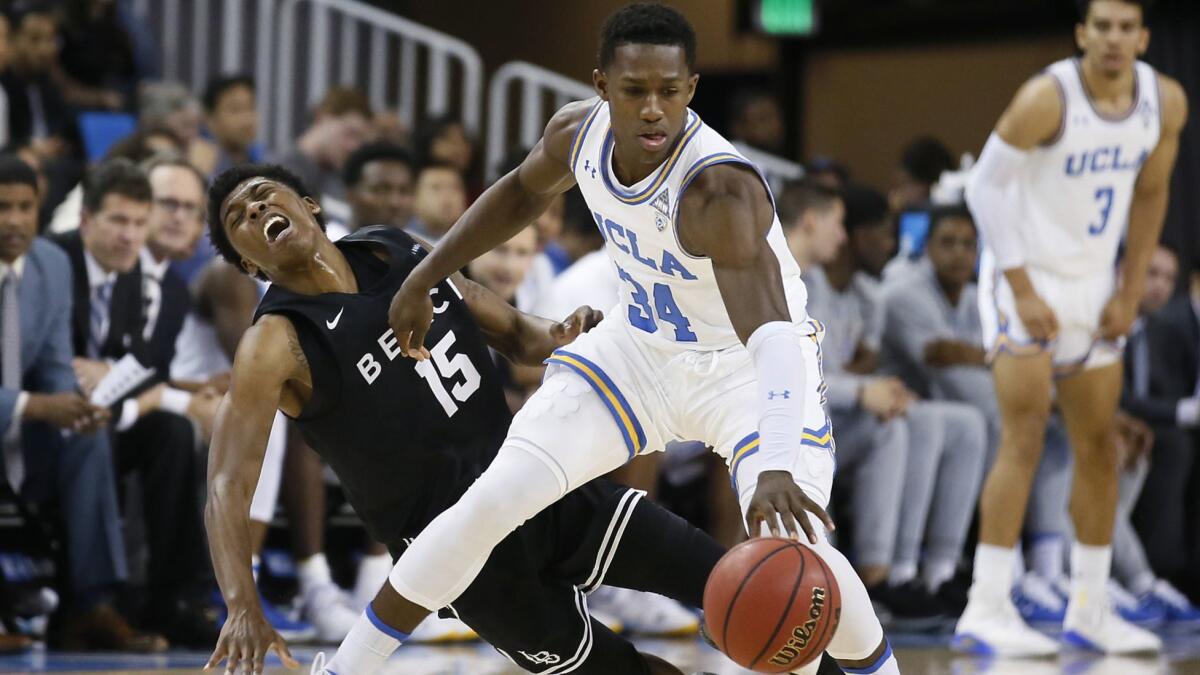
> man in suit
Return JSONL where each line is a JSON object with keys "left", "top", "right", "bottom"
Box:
{"left": 0, "top": 155, "right": 165, "bottom": 651}
{"left": 52, "top": 158, "right": 215, "bottom": 645}
{"left": 1124, "top": 246, "right": 1200, "bottom": 597}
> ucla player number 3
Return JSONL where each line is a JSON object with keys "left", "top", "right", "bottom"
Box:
{"left": 1088, "top": 186, "right": 1114, "bottom": 236}
{"left": 616, "top": 265, "right": 698, "bottom": 342}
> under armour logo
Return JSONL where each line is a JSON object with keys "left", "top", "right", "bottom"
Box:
{"left": 518, "top": 650, "right": 562, "bottom": 665}
{"left": 583, "top": 159, "right": 597, "bottom": 180}
{"left": 768, "top": 390, "right": 791, "bottom": 400}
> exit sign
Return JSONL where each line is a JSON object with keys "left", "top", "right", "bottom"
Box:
{"left": 754, "top": 0, "right": 818, "bottom": 36}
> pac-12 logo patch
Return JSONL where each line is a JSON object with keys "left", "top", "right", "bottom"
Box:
{"left": 650, "top": 188, "right": 671, "bottom": 229}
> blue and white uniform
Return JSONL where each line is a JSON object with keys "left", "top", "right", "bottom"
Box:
{"left": 536, "top": 98, "right": 833, "bottom": 512}
{"left": 980, "top": 58, "right": 1162, "bottom": 374}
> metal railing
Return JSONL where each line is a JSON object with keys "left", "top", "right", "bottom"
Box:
{"left": 129, "top": 0, "right": 484, "bottom": 154}
{"left": 485, "top": 61, "right": 595, "bottom": 181}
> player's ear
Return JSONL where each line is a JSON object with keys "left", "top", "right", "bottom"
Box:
{"left": 241, "top": 259, "right": 259, "bottom": 278}
{"left": 303, "top": 196, "right": 322, "bottom": 217}
{"left": 1074, "top": 22, "right": 1087, "bottom": 52}
{"left": 1137, "top": 27, "right": 1150, "bottom": 55}
{"left": 593, "top": 69, "right": 609, "bottom": 101}
{"left": 686, "top": 73, "right": 699, "bottom": 105}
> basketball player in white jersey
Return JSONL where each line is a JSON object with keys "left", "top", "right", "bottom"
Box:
{"left": 955, "top": 0, "right": 1187, "bottom": 657}
{"left": 316, "top": 3, "right": 897, "bottom": 675}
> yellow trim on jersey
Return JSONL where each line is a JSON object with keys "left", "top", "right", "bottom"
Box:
{"left": 601, "top": 112, "right": 702, "bottom": 205}
{"left": 678, "top": 152, "right": 745, "bottom": 188}
{"left": 568, "top": 100, "right": 604, "bottom": 172}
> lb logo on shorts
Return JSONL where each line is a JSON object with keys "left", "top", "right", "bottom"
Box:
{"left": 519, "top": 650, "right": 562, "bottom": 665}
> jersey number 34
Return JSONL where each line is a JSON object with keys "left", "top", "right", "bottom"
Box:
{"left": 617, "top": 264, "right": 698, "bottom": 342}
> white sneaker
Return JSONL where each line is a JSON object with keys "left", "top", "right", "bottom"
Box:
{"left": 952, "top": 593, "right": 1058, "bottom": 657}
{"left": 587, "top": 586, "right": 699, "bottom": 636}
{"left": 1062, "top": 591, "right": 1162, "bottom": 654}
{"left": 350, "top": 554, "right": 393, "bottom": 613}
{"left": 408, "top": 614, "right": 478, "bottom": 643}
{"left": 303, "top": 583, "right": 360, "bottom": 643}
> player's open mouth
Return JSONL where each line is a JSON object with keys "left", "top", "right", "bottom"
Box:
{"left": 639, "top": 132, "right": 668, "bottom": 151}
{"left": 264, "top": 214, "right": 292, "bottom": 244}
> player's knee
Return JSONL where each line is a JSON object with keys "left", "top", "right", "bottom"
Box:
{"left": 1072, "top": 432, "right": 1118, "bottom": 468}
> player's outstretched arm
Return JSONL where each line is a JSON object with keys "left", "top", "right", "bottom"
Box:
{"left": 389, "top": 101, "right": 591, "bottom": 358}
{"left": 676, "top": 164, "right": 834, "bottom": 543}
{"left": 967, "top": 75, "right": 1064, "bottom": 342}
{"left": 458, "top": 276, "right": 603, "bottom": 365}
{"left": 1100, "top": 76, "right": 1189, "bottom": 340}
{"left": 204, "top": 316, "right": 303, "bottom": 674}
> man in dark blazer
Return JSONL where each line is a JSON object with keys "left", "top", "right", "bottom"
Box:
{"left": 1122, "top": 245, "right": 1200, "bottom": 593}
{"left": 0, "top": 155, "right": 166, "bottom": 651}
{"left": 51, "top": 158, "right": 215, "bottom": 646}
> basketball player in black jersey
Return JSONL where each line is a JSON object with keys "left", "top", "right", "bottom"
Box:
{"left": 200, "top": 163, "right": 730, "bottom": 675}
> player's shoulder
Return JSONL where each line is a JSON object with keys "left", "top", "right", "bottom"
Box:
{"left": 996, "top": 73, "right": 1065, "bottom": 148}
{"left": 1011, "top": 73, "right": 1065, "bottom": 117}
{"left": 543, "top": 98, "right": 602, "bottom": 162}
{"left": 1154, "top": 72, "right": 1189, "bottom": 133}
{"left": 679, "top": 160, "right": 766, "bottom": 207}
{"left": 235, "top": 313, "right": 302, "bottom": 380}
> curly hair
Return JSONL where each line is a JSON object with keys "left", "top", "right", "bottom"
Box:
{"left": 598, "top": 3, "right": 696, "bottom": 71}
{"left": 207, "top": 164, "right": 325, "bottom": 278}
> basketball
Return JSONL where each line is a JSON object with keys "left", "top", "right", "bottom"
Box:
{"left": 703, "top": 538, "right": 842, "bottom": 673}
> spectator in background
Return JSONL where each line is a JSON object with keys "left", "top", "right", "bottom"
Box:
{"left": 138, "top": 81, "right": 220, "bottom": 176}
{"left": 412, "top": 114, "right": 474, "bottom": 178}
{"left": 1128, "top": 247, "right": 1200, "bottom": 598}
{"left": 0, "top": 155, "right": 163, "bottom": 652}
{"left": 1, "top": 1, "right": 72, "bottom": 160}
{"left": 805, "top": 156, "right": 850, "bottom": 191}
{"left": 405, "top": 161, "right": 465, "bottom": 243}
{"left": 275, "top": 86, "right": 376, "bottom": 205}
{"left": 50, "top": 159, "right": 216, "bottom": 647}
{"left": 56, "top": 0, "right": 138, "bottom": 112}
{"left": 337, "top": 140, "right": 415, "bottom": 239}
{"left": 533, "top": 188, "right": 616, "bottom": 332}
{"left": 0, "top": 12, "right": 12, "bottom": 149}
{"left": 202, "top": 74, "right": 262, "bottom": 174}
{"left": 890, "top": 135, "right": 955, "bottom": 214}
{"left": 727, "top": 88, "right": 786, "bottom": 155}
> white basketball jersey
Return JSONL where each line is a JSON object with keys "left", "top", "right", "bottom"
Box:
{"left": 568, "top": 99, "right": 812, "bottom": 351}
{"left": 1016, "top": 58, "right": 1161, "bottom": 277}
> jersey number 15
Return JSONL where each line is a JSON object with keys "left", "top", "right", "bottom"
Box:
{"left": 414, "top": 330, "right": 481, "bottom": 417}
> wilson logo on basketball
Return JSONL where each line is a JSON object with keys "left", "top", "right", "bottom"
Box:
{"left": 767, "top": 586, "right": 827, "bottom": 667}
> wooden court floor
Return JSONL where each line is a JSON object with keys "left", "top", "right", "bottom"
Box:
{"left": 3, "top": 636, "right": 1200, "bottom": 674}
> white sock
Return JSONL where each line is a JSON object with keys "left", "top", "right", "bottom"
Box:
{"left": 299, "top": 553, "right": 335, "bottom": 595}
{"left": 923, "top": 557, "right": 957, "bottom": 592}
{"left": 1029, "top": 534, "right": 1064, "bottom": 583}
{"left": 1128, "top": 572, "right": 1157, "bottom": 598}
{"left": 972, "top": 544, "right": 1017, "bottom": 604}
{"left": 354, "top": 553, "right": 394, "bottom": 610}
{"left": 888, "top": 560, "right": 918, "bottom": 586}
{"left": 324, "top": 603, "right": 406, "bottom": 675}
{"left": 1070, "top": 542, "right": 1112, "bottom": 611}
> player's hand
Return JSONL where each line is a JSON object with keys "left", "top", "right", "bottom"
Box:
{"left": 205, "top": 607, "right": 298, "bottom": 674}
{"left": 1013, "top": 291, "right": 1059, "bottom": 342}
{"left": 1114, "top": 410, "right": 1153, "bottom": 471}
{"left": 745, "top": 470, "right": 835, "bottom": 545}
{"left": 26, "top": 392, "right": 105, "bottom": 431}
{"left": 388, "top": 279, "right": 433, "bottom": 360}
{"left": 72, "top": 357, "right": 111, "bottom": 396}
{"left": 1098, "top": 294, "right": 1138, "bottom": 341}
{"left": 549, "top": 306, "right": 604, "bottom": 345}
{"left": 858, "top": 377, "right": 912, "bottom": 421}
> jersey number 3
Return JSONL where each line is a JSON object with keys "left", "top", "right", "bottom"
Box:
{"left": 1087, "top": 186, "right": 1114, "bottom": 236}
{"left": 414, "top": 330, "right": 481, "bottom": 417}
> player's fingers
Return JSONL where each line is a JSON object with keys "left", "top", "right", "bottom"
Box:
{"left": 775, "top": 500, "right": 800, "bottom": 540}
{"left": 803, "top": 494, "right": 836, "bottom": 532}
{"left": 205, "top": 643, "right": 226, "bottom": 670}
{"left": 223, "top": 647, "right": 240, "bottom": 675}
{"left": 273, "top": 638, "right": 299, "bottom": 668}
{"left": 786, "top": 494, "right": 818, "bottom": 544}
{"left": 744, "top": 508, "right": 766, "bottom": 538}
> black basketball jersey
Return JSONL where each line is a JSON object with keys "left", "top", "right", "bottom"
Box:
{"left": 253, "top": 226, "right": 512, "bottom": 543}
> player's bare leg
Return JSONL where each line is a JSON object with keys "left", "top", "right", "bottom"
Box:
{"left": 1055, "top": 362, "right": 1160, "bottom": 654}
{"left": 954, "top": 351, "right": 1058, "bottom": 657}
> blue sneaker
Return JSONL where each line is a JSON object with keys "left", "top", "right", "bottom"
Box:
{"left": 1144, "top": 580, "right": 1200, "bottom": 632}
{"left": 1108, "top": 580, "right": 1165, "bottom": 628}
{"left": 1012, "top": 572, "right": 1066, "bottom": 628}
{"left": 216, "top": 591, "right": 318, "bottom": 643}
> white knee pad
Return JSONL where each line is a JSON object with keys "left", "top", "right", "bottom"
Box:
{"left": 387, "top": 368, "right": 632, "bottom": 611}
{"left": 249, "top": 411, "right": 287, "bottom": 523}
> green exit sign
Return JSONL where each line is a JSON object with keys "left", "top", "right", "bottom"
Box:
{"left": 755, "top": 0, "right": 818, "bottom": 36}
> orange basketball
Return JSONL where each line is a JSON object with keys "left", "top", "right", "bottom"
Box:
{"left": 703, "top": 538, "right": 841, "bottom": 673}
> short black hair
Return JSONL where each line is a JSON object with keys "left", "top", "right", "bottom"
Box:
{"left": 83, "top": 158, "right": 152, "bottom": 213}
{"left": 598, "top": 3, "right": 696, "bottom": 71}
{"left": 343, "top": 141, "right": 414, "bottom": 188}
{"left": 207, "top": 164, "right": 325, "bottom": 278}
{"left": 840, "top": 184, "right": 890, "bottom": 233}
{"left": 412, "top": 114, "right": 468, "bottom": 168}
{"left": 203, "top": 74, "right": 255, "bottom": 113}
{"left": 0, "top": 154, "right": 39, "bottom": 192}
{"left": 927, "top": 203, "right": 976, "bottom": 239}
{"left": 777, "top": 179, "right": 842, "bottom": 230}
{"left": 1076, "top": 0, "right": 1150, "bottom": 20}
{"left": 900, "top": 136, "right": 955, "bottom": 187}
